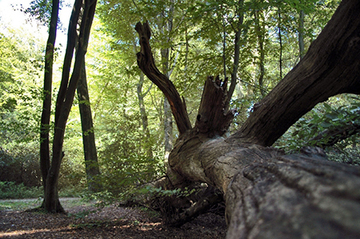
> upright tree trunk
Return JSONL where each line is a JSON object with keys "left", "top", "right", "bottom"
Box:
{"left": 161, "top": 45, "right": 173, "bottom": 162}
{"left": 77, "top": 59, "right": 101, "bottom": 192}
{"left": 255, "top": 10, "right": 266, "bottom": 96}
{"left": 278, "top": 7, "right": 283, "bottom": 80}
{"left": 225, "top": 0, "right": 244, "bottom": 111}
{"left": 160, "top": 3, "right": 175, "bottom": 161}
{"left": 137, "top": 73, "right": 153, "bottom": 158}
{"left": 163, "top": 98, "right": 173, "bottom": 161}
{"left": 222, "top": 6, "right": 227, "bottom": 79}
{"left": 39, "top": 0, "right": 59, "bottom": 209}
{"left": 298, "top": 9, "right": 305, "bottom": 60}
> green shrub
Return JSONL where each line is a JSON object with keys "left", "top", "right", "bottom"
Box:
{"left": 326, "top": 146, "right": 360, "bottom": 165}
{"left": 275, "top": 95, "right": 360, "bottom": 154}
{"left": 0, "top": 181, "right": 42, "bottom": 199}
{"left": 59, "top": 185, "right": 86, "bottom": 197}
{"left": 0, "top": 146, "right": 41, "bottom": 187}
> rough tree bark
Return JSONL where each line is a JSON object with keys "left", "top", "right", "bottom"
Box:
{"left": 136, "top": 0, "right": 360, "bottom": 238}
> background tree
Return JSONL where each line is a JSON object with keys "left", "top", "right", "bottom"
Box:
{"left": 77, "top": 59, "right": 101, "bottom": 192}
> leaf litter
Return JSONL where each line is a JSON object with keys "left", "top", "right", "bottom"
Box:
{"left": 0, "top": 199, "right": 226, "bottom": 238}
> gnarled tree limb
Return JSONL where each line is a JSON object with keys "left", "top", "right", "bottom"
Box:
{"left": 135, "top": 21, "right": 191, "bottom": 134}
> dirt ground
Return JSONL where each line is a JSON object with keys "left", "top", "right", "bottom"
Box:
{"left": 0, "top": 199, "right": 227, "bottom": 238}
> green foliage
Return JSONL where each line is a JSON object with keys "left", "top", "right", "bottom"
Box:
{"left": 0, "top": 197, "right": 42, "bottom": 210}
{"left": 0, "top": 145, "right": 42, "bottom": 187}
{"left": 58, "top": 148, "right": 87, "bottom": 191}
{"left": 276, "top": 94, "right": 360, "bottom": 154}
{"left": 0, "top": 0, "right": 346, "bottom": 203}
{"left": 327, "top": 147, "right": 360, "bottom": 165}
{"left": 17, "top": 0, "right": 65, "bottom": 28}
{"left": 96, "top": 115, "right": 165, "bottom": 198}
{"left": 21, "top": 0, "right": 53, "bottom": 25}
{"left": 0, "top": 181, "right": 42, "bottom": 199}
{"left": 0, "top": 144, "right": 86, "bottom": 198}
{"left": 0, "top": 25, "right": 44, "bottom": 146}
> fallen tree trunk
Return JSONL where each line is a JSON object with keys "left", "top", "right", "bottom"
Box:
{"left": 169, "top": 135, "right": 360, "bottom": 238}
{"left": 135, "top": 0, "right": 360, "bottom": 238}
{"left": 226, "top": 151, "right": 360, "bottom": 239}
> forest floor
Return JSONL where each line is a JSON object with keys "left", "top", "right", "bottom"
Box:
{"left": 0, "top": 198, "right": 227, "bottom": 238}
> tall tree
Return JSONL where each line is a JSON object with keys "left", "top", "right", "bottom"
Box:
{"left": 254, "top": 9, "right": 266, "bottom": 96}
{"left": 225, "top": 0, "right": 244, "bottom": 111}
{"left": 39, "top": 0, "right": 60, "bottom": 211}
{"left": 277, "top": 5, "right": 283, "bottom": 80}
{"left": 42, "top": 0, "right": 97, "bottom": 212}
{"left": 135, "top": 0, "right": 360, "bottom": 237}
{"left": 136, "top": 72, "right": 153, "bottom": 159}
{"left": 298, "top": 8, "right": 305, "bottom": 60}
{"left": 77, "top": 59, "right": 101, "bottom": 192}
{"left": 160, "top": 2, "right": 175, "bottom": 162}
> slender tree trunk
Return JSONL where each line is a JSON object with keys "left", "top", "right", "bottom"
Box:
{"left": 39, "top": 0, "right": 59, "bottom": 209}
{"left": 162, "top": 45, "right": 173, "bottom": 162}
{"left": 137, "top": 73, "right": 153, "bottom": 158}
{"left": 163, "top": 98, "right": 173, "bottom": 161}
{"left": 160, "top": 3, "right": 175, "bottom": 161}
{"left": 137, "top": 74, "right": 148, "bottom": 132}
{"left": 255, "top": 10, "right": 266, "bottom": 96}
{"left": 77, "top": 59, "right": 101, "bottom": 192}
{"left": 225, "top": 0, "right": 244, "bottom": 111}
{"left": 222, "top": 7, "right": 227, "bottom": 79}
{"left": 161, "top": 43, "right": 172, "bottom": 162}
{"left": 299, "top": 9, "right": 305, "bottom": 60}
{"left": 55, "top": 0, "right": 82, "bottom": 126}
{"left": 278, "top": 7, "right": 283, "bottom": 80}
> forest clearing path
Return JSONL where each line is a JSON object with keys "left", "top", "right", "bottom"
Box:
{"left": 0, "top": 198, "right": 226, "bottom": 238}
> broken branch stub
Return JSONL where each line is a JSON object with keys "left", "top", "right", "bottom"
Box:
{"left": 195, "top": 76, "right": 235, "bottom": 137}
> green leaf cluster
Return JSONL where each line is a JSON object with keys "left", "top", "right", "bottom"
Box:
{"left": 276, "top": 94, "right": 360, "bottom": 156}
